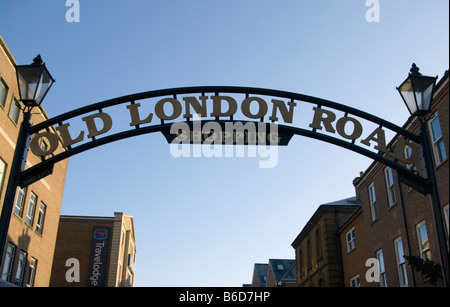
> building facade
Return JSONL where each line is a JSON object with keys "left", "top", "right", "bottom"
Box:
{"left": 0, "top": 35, "right": 69, "bottom": 287}
{"left": 245, "top": 70, "right": 448, "bottom": 287}
{"left": 338, "top": 205, "right": 370, "bottom": 287}
{"left": 354, "top": 70, "right": 449, "bottom": 287}
{"left": 291, "top": 197, "right": 361, "bottom": 287}
{"left": 50, "top": 212, "right": 136, "bottom": 287}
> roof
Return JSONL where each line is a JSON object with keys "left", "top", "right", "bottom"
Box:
{"left": 291, "top": 196, "right": 361, "bottom": 247}
{"left": 268, "top": 259, "right": 296, "bottom": 285}
{"left": 253, "top": 263, "right": 268, "bottom": 287}
{"left": 320, "top": 196, "right": 360, "bottom": 207}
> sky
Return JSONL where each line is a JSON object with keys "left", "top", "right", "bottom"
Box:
{"left": 0, "top": 1, "right": 448, "bottom": 287}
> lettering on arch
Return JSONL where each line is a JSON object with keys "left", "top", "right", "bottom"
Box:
{"left": 21, "top": 86, "right": 428, "bottom": 193}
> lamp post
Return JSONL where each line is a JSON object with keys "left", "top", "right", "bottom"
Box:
{"left": 0, "top": 55, "right": 54, "bottom": 272}
{"left": 397, "top": 63, "right": 448, "bottom": 287}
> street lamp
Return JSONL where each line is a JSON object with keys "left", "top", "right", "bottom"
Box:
{"left": 0, "top": 55, "right": 54, "bottom": 275}
{"left": 397, "top": 63, "right": 449, "bottom": 287}
{"left": 397, "top": 63, "right": 438, "bottom": 117}
{"left": 15, "top": 55, "right": 55, "bottom": 108}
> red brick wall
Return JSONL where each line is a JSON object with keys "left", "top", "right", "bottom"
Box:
{"left": 356, "top": 75, "right": 448, "bottom": 287}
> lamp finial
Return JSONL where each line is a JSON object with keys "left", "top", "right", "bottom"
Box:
{"left": 410, "top": 63, "right": 422, "bottom": 76}
{"left": 32, "top": 54, "right": 43, "bottom": 66}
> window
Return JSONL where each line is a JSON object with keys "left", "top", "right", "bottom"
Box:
{"left": 404, "top": 146, "right": 417, "bottom": 172}
{"left": 298, "top": 249, "right": 303, "bottom": 277}
{"left": 369, "top": 183, "right": 378, "bottom": 221}
{"left": 117, "top": 263, "right": 122, "bottom": 286}
{"left": 25, "top": 193, "right": 37, "bottom": 226}
{"left": 315, "top": 229, "right": 322, "bottom": 259}
{"left": 346, "top": 227, "right": 356, "bottom": 253}
{"left": 394, "top": 237, "right": 408, "bottom": 286}
{"left": 8, "top": 97, "right": 21, "bottom": 124}
{"left": 350, "top": 274, "right": 361, "bottom": 287}
{"left": 0, "top": 158, "right": 6, "bottom": 196}
{"left": 376, "top": 249, "right": 387, "bottom": 287}
{"left": 14, "top": 250, "right": 27, "bottom": 286}
{"left": 385, "top": 167, "right": 397, "bottom": 206}
{"left": 26, "top": 258, "right": 37, "bottom": 287}
{"left": 0, "top": 78, "right": 8, "bottom": 108}
{"left": 36, "top": 202, "right": 46, "bottom": 235}
{"left": 277, "top": 264, "right": 284, "bottom": 270}
{"left": 13, "top": 187, "right": 27, "bottom": 218}
{"left": 429, "top": 115, "right": 447, "bottom": 165}
{"left": 306, "top": 240, "right": 312, "bottom": 269}
{"left": 416, "top": 221, "right": 431, "bottom": 260}
{"left": 1, "top": 243, "right": 15, "bottom": 282}
{"left": 444, "top": 204, "right": 449, "bottom": 242}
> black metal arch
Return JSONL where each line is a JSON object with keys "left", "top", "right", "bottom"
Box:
{"left": 20, "top": 86, "right": 429, "bottom": 193}
{"left": 30, "top": 86, "right": 420, "bottom": 141}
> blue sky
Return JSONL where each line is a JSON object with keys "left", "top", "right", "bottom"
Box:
{"left": 1, "top": 1, "right": 448, "bottom": 286}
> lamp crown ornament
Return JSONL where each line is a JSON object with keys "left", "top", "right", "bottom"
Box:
{"left": 410, "top": 63, "right": 422, "bottom": 76}
{"left": 32, "top": 54, "right": 43, "bottom": 66}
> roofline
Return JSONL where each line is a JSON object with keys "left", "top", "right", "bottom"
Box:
{"left": 337, "top": 206, "right": 363, "bottom": 234}
{"left": 0, "top": 35, "right": 17, "bottom": 66}
{"left": 291, "top": 199, "right": 360, "bottom": 248}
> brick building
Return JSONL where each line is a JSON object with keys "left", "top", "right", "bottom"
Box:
{"left": 338, "top": 205, "right": 369, "bottom": 287}
{"left": 50, "top": 212, "right": 136, "bottom": 287}
{"left": 0, "top": 35, "right": 69, "bottom": 287}
{"left": 354, "top": 70, "right": 449, "bottom": 287}
{"left": 291, "top": 197, "right": 360, "bottom": 287}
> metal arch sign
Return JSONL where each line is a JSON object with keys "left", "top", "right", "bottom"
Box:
{"left": 19, "top": 86, "right": 431, "bottom": 194}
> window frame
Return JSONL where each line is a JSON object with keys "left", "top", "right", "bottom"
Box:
{"left": 350, "top": 274, "right": 361, "bottom": 287}
{"left": 13, "top": 187, "right": 27, "bottom": 218}
{"left": 14, "top": 250, "right": 27, "bottom": 286}
{"left": 8, "top": 96, "right": 21, "bottom": 125}
{"left": 26, "top": 258, "right": 37, "bottom": 287}
{"left": 346, "top": 227, "right": 356, "bottom": 253}
{"left": 368, "top": 183, "right": 378, "bottom": 221}
{"left": 394, "top": 237, "right": 408, "bottom": 287}
{"left": 376, "top": 249, "right": 387, "bottom": 287}
{"left": 25, "top": 192, "right": 37, "bottom": 227}
{"left": 416, "top": 221, "right": 431, "bottom": 261}
{"left": 384, "top": 167, "right": 397, "bottom": 206}
{"left": 428, "top": 114, "right": 447, "bottom": 166}
{"left": 444, "top": 204, "right": 449, "bottom": 245}
{"left": 315, "top": 228, "right": 322, "bottom": 260}
{"left": 0, "top": 77, "right": 8, "bottom": 109}
{"left": 1, "top": 243, "right": 16, "bottom": 282}
{"left": 35, "top": 202, "right": 46, "bottom": 235}
{"left": 0, "top": 158, "right": 6, "bottom": 198}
